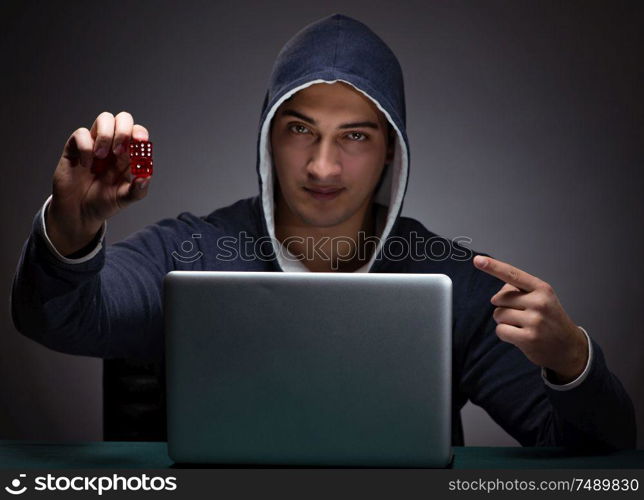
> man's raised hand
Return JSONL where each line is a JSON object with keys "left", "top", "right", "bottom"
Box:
{"left": 46, "top": 111, "right": 152, "bottom": 256}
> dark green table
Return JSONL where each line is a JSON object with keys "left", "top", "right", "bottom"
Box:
{"left": 1, "top": 441, "right": 642, "bottom": 469}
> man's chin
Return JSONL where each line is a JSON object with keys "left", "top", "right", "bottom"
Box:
{"left": 297, "top": 208, "right": 349, "bottom": 229}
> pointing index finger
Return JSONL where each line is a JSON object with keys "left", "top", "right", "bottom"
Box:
{"left": 473, "top": 255, "right": 542, "bottom": 292}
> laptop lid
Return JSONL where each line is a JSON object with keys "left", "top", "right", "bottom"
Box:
{"left": 164, "top": 271, "right": 452, "bottom": 467}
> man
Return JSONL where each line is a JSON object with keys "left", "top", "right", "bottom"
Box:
{"left": 11, "top": 14, "right": 635, "bottom": 449}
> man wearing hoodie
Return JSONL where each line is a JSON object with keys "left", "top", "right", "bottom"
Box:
{"left": 11, "top": 14, "right": 635, "bottom": 449}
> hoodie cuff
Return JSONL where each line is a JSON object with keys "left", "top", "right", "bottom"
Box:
{"left": 541, "top": 326, "right": 593, "bottom": 391}
{"left": 40, "top": 194, "right": 106, "bottom": 264}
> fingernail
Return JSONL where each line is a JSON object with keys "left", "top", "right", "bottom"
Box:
{"left": 95, "top": 147, "right": 107, "bottom": 159}
{"left": 139, "top": 179, "right": 149, "bottom": 190}
{"left": 475, "top": 256, "right": 488, "bottom": 268}
{"left": 113, "top": 143, "right": 123, "bottom": 155}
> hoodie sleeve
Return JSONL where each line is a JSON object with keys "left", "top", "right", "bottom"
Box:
{"left": 459, "top": 266, "right": 636, "bottom": 450}
{"left": 39, "top": 196, "right": 107, "bottom": 263}
{"left": 10, "top": 200, "right": 198, "bottom": 361}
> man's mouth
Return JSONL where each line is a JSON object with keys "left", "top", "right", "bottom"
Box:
{"left": 303, "top": 186, "right": 344, "bottom": 200}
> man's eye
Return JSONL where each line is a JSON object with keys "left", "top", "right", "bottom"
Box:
{"left": 290, "top": 124, "right": 310, "bottom": 134}
{"left": 347, "top": 132, "right": 367, "bottom": 141}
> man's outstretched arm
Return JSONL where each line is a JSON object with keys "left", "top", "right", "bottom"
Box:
{"left": 12, "top": 111, "right": 168, "bottom": 360}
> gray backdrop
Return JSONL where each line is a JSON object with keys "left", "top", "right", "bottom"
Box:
{"left": 1, "top": 0, "right": 642, "bottom": 447}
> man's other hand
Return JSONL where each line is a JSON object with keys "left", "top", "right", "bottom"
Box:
{"left": 473, "top": 255, "right": 589, "bottom": 384}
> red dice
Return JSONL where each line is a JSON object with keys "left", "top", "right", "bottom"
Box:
{"left": 130, "top": 140, "right": 153, "bottom": 178}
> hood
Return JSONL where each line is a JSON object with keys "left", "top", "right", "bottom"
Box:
{"left": 255, "top": 13, "right": 410, "bottom": 272}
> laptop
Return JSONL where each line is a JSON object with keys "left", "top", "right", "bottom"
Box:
{"left": 164, "top": 271, "right": 452, "bottom": 467}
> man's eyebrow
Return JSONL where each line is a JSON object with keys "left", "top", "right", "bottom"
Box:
{"left": 280, "top": 109, "right": 381, "bottom": 130}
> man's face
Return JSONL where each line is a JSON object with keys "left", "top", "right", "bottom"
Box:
{"left": 270, "top": 81, "right": 393, "bottom": 229}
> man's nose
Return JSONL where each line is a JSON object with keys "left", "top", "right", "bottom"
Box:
{"left": 307, "top": 139, "right": 341, "bottom": 181}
